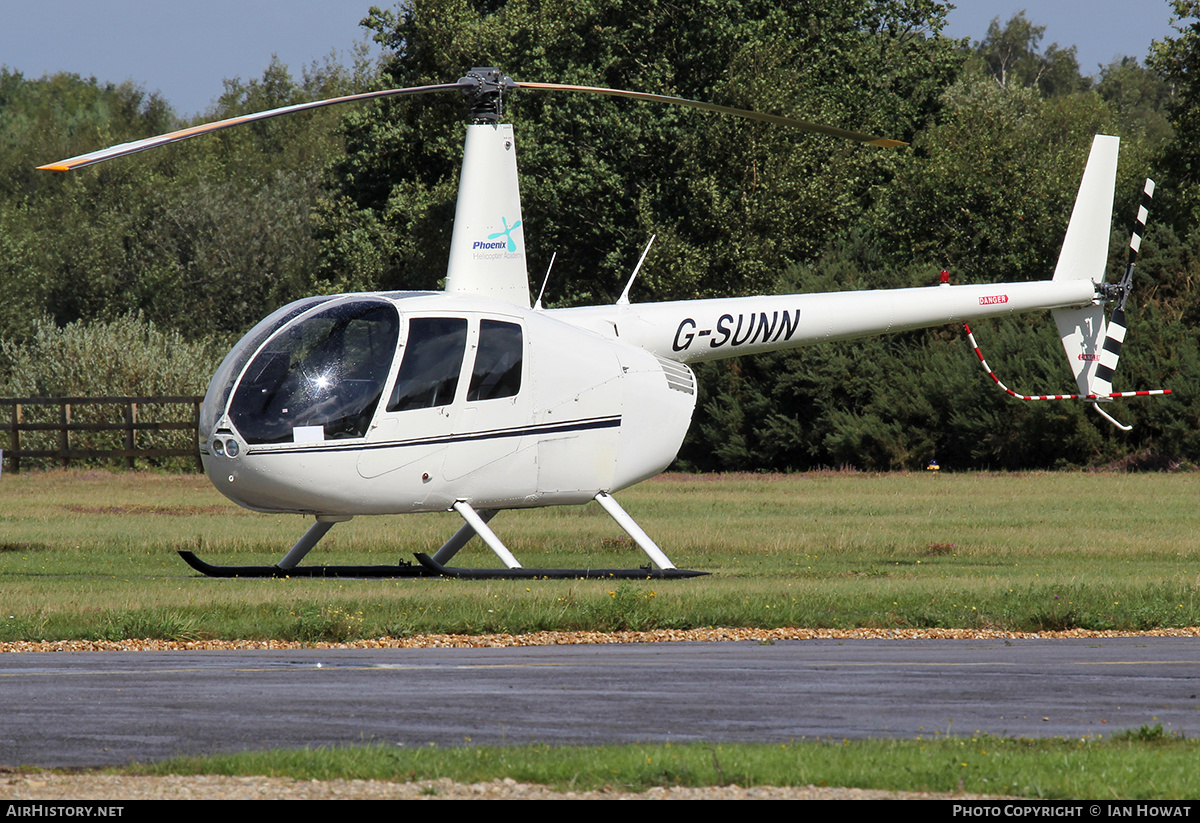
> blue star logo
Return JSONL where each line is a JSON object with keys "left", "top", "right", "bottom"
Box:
{"left": 487, "top": 216, "right": 522, "bottom": 253}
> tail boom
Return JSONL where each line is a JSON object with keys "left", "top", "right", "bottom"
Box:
{"left": 554, "top": 279, "right": 1097, "bottom": 364}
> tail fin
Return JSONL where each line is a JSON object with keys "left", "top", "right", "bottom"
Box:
{"left": 1050, "top": 134, "right": 1119, "bottom": 397}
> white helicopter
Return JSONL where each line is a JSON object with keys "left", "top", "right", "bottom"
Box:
{"left": 41, "top": 68, "right": 1169, "bottom": 579}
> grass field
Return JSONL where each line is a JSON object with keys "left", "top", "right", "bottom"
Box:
{"left": 128, "top": 732, "right": 1200, "bottom": 800}
{"left": 1, "top": 468, "right": 1198, "bottom": 641}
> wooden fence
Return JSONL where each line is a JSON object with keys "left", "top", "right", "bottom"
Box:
{"left": 1, "top": 396, "right": 204, "bottom": 473}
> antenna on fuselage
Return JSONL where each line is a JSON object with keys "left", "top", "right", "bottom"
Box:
{"left": 617, "top": 235, "right": 656, "bottom": 305}
{"left": 534, "top": 252, "right": 557, "bottom": 310}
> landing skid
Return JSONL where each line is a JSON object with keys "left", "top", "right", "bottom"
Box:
{"left": 179, "top": 493, "right": 708, "bottom": 580}
{"left": 177, "top": 550, "right": 437, "bottom": 578}
{"left": 176, "top": 550, "right": 706, "bottom": 579}
{"left": 413, "top": 553, "right": 707, "bottom": 579}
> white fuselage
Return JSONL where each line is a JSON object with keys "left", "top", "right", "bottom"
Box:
{"left": 200, "top": 292, "right": 697, "bottom": 515}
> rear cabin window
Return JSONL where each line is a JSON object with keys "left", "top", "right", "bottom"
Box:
{"left": 387, "top": 317, "right": 468, "bottom": 412}
{"left": 468, "top": 320, "right": 523, "bottom": 401}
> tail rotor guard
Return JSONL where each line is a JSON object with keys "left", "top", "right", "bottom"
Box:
{"left": 964, "top": 173, "right": 1169, "bottom": 431}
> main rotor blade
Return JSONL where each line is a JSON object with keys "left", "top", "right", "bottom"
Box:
{"left": 40, "top": 73, "right": 905, "bottom": 172}
{"left": 39, "top": 81, "right": 470, "bottom": 171}
{"left": 516, "top": 81, "right": 907, "bottom": 147}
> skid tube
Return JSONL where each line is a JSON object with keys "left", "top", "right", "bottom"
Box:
{"left": 176, "top": 550, "right": 707, "bottom": 579}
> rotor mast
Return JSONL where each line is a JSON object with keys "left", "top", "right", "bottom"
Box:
{"left": 443, "top": 68, "right": 531, "bottom": 307}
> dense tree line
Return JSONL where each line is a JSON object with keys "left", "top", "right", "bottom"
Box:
{"left": 2, "top": 1, "right": 1199, "bottom": 471}
{"left": 0, "top": 50, "right": 376, "bottom": 341}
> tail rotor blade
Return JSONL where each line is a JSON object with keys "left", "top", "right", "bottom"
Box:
{"left": 1090, "top": 307, "right": 1127, "bottom": 399}
{"left": 1092, "top": 179, "right": 1154, "bottom": 398}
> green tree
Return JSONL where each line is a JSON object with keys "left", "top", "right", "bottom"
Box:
{"left": 0, "top": 55, "right": 378, "bottom": 342}
{"left": 867, "top": 73, "right": 1118, "bottom": 284}
{"left": 1096, "top": 57, "right": 1173, "bottom": 149}
{"left": 969, "top": 11, "right": 1089, "bottom": 96}
{"left": 0, "top": 69, "right": 176, "bottom": 338}
{"left": 1148, "top": 0, "right": 1200, "bottom": 229}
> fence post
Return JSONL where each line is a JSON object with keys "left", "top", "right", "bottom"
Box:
{"left": 7, "top": 404, "right": 18, "bottom": 475}
{"left": 125, "top": 401, "right": 137, "bottom": 470}
{"left": 58, "top": 403, "right": 71, "bottom": 468}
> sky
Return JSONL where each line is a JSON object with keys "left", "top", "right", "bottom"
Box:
{"left": 0, "top": 1, "right": 381, "bottom": 117}
{"left": 941, "top": 0, "right": 1182, "bottom": 74}
{"left": 0, "top": 1, "right": 1188, "bottom": 119}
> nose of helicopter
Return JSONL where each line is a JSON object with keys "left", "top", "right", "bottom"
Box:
{"left": 198, "top": 296, "right": 402, "bottom": 513}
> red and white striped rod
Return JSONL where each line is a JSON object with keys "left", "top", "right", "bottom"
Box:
{"left": 963, "top": 323, "right": 1170, "bottom": 401}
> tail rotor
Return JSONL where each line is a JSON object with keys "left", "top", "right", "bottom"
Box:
{"left": 1091, "top": 179, "right": 1154, "bottom": 400}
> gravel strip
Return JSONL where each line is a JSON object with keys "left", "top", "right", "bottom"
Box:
{"left": 0, "top": 772, "right": 1009, "bottom": 801}
{"left": 4, "top": 625, "right": 1200, "bottom": 653}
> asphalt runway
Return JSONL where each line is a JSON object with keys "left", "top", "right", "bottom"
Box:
{"left": 2, "top": 637, "right": 1198, "bottom": 767}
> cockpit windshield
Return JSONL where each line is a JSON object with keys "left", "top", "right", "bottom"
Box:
{"left": 227, "top": 299, "right": 400, "bottom": 444}
{"left": 199, "top": 296, "right": 334, "bottom": 439}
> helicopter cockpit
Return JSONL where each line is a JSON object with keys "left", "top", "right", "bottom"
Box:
{"left": 202, "top": 295, "right": 528, "bottom": 456}
{"left": 226, "top": 298, "right": 400, "bottom": 445}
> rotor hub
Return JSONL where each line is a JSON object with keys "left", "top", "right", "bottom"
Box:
{"left": 458, "top": 67, "right": 516, "bottom": 123}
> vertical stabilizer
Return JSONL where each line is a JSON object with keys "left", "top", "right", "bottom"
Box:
{"left": 445, "top": 123, "right": 531, "bottom": 307}
{"left": 1051, "top": 135, "right": 1119, "bottom": 394}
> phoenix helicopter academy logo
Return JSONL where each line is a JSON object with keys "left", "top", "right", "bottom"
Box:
{"left": 472, "top": 216, "right": 523, "bottom": 258}
{"left": 673, "top": 309, "right": 802, "bottom": 352}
